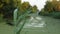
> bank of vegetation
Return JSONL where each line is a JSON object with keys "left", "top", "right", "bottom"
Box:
{"left": 0, "top": 0, "right": 38, "bottom": 24}
{"left": 39, "top": 1, "right": 60, "bottom": 19}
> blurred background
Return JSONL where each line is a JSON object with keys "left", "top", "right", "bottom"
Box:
{"left": 0, "top": 0, "right": 60, "bottom": 34}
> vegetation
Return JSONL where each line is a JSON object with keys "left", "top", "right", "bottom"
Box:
{"left": 18, "top": 2, "right": 38, "bottom": 15}
{"left": 39, "top": 1, "right": 60, "bottom": 19}
{"left": 0, "top": 0, "right": 38, "bottom": 24}
{"left": 0, "top": 1, "right": 38, "bottom": 34}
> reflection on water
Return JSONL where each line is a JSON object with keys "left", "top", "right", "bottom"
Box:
{"left": 35, "top": 17, "right": 42, "bottom": 20}
{"left": 24, "top": 16, "right": 46, "bottom": 28}
{"left": 20, "top": 15, "right": 60, "bottom": 34}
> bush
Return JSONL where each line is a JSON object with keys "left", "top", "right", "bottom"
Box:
{"left": 51, "top": 12, "right": 60, "bottom": 19}
{"left": 39, "top": 11, "right": 51, "bottom": 16}
{"left": 39, "top": 11, "right": 60, "bottom": 19}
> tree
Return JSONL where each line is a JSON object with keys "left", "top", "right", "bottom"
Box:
{"left": 18, "top": 2, "right": 31, "bottom": 15}
{"left": 44, "top": 1, "right": 53, "bottom": 12}
{"left": 0, "top": 0, "right": 19, "bottom": 24}
{"left": 44, "top": 1, "right": 60, "bottom": 13}
{"left": 31, "top": 5, "right": 38, "bottom": 13}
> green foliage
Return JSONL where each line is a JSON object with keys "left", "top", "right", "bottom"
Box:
{"left": 51, "top": 12, "right": 60, "bottom": 19}
{"left": 0, "top": 0, "right": 38, "bottom": 15}
{"left": 0, "top": 0, "right": 18, "bottom": 24}
{"left": 20, "top": 2, "right": 31, "bottom": 13}
{"left": 40, "top": 10, "right": 60, "bottom": 19}
{"left": 31, "top": 5, "right": 38, "bottom": 13}
{"left": 39, "top": 1, "right": 60, "bottom": 19}
{"left": 18, "top": 1, "right": 38, "bottom": 15}
{"left": 0, "top": 0, "right": 17, "bottom": 15}
{"left": 44, "top": 1, "right": 53, "bottom": 12}
{"left": 44, "top": 1, "right": 60, "bottom": 12}
{"left": 0, "top": 0, "right": 38, "bottom": 23}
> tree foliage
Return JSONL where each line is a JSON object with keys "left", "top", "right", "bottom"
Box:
{"left": 31, "top": 5, "right": 38, "bottom": 13}
{"left": 20, "top": 2, "right": 31, "bottom": 12}
{"left": 18, "top": 2, "right": 38, "bottom": 15}
{"left": 39, "top": 1, "right": 60, "bottom": 19}
{"left": 0, "top": 0, "right": 38, "bottom": 21}
{"left": 44, "top": 1, "right": 60, "bottom": 12}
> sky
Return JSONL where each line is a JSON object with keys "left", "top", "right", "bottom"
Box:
{"left": 22, "top": 0, "right": 47, "bottom": 11}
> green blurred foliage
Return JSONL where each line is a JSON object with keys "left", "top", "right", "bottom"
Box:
{"left": 0, "top": 0, "right": 38, "bottom": 15}
{"left": 19, "top": 2, "right": 31, "bottom": 13}
{"left": 31, "top": 5, "right": 38, "bottom": 13}
{"left": 39, "top": 1, "right": 60, "bottom": 19}
{"left": 0, "top": 0, "right": 17, "bottom": 14}
{"left": 0, "top": 0, "right": 38, "bottom": 21}
{"left": 18, "top": 1, "right": 38, "bottom": 15}
{"left": 44, "top": 1, "right": 60, "bottom": 12}
{"left": 0, "top": 0, "right": 20, "bottom": 23}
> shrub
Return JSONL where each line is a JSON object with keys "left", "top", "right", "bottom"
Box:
{"left": 51, "top": 12, "right": 60, "bottom": 19}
